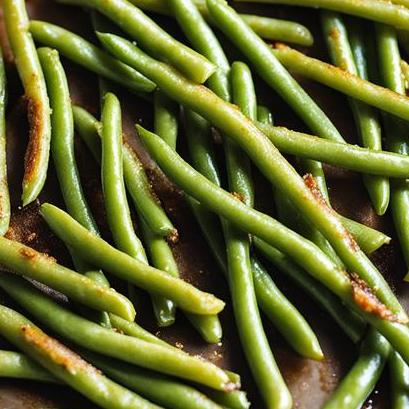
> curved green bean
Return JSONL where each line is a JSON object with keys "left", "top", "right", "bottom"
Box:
{"left": 30, "top": 21, "right": 155, "bottom": 93}
{"left": 272, "top": 44, "right": 409, "bottom": 123}
{"left": 233, "top": 0, "right": 409, "bottom": 30}
{"left": 322, "top": 11, "right": 389, "bottom": 215}
{"left": 38, "top": 47, "right": 111, "bottom": 327}
{"left": 40, "top": 203, "right": 225, "bottom": 316}
{"left": 0, "top": 305, "right": 160, "bottom": 409}
{"left": 72, "top": 105, "right": 177, "bottom": 239}
{"left": 0, "top": 49, "right": 9, "bottom": 236}
{"left": 56, "top": 0, "right": 215, "bottom": 83}
{"left": 4, "top": 0, "right": 51, "bottom": 206}
{"left": 128, "top": 0, "right": 314, "bottom": 45}
{"left": 323, "top": 329, "right": 390, "bottom": 409}
{"left": 256, "top": 123, "right": 409, "bottom": 177}
{"left": 0, "top": 350, "right": 57, "bottom": 383}
{"left": 0, "top": 236, "right": 134, "bottom": 320}
{"left": 0, "top": 274, "right": 235, "bottom": 391}
{"left": 154, "top": 91, "right": 179, "bottom": 150}
{"left": 97, "top": 32, "right": 405, "bottom": 320}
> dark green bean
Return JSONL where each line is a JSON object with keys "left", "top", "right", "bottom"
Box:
{"left": 272, "top": 44, "right": 409, "bottom": 123}
{"left": 0, "top": 236, "right": 134, "bottom": 321}
{"left": 0, "top": 49, "right": 10, "bottom": 236}
{"left": 55, "top": 0, "right": 215, "bottom": 83}
{"left": 154, "top": 91, "right": 179, "bottom": 151}
{"left": 321, "top": 11, "right": 389, "bottom": 215}
{"left": 30, "top": 21, "right": 155, "bottom": 93}
{"left": 72, "top": 105, "right": 177, "bottom": 239}
{"left": 0, "top": 274, "right": 236, "bottom": 391}
{"left": 233, "top": 0, "right": 409, "bottom": 30}
{"left": 4, "top": 0, "right": 51, "bottom": 206}
{"left": 323, "top": 329, "right": 390, "bottom": 409}
{"left": 128, "top": 0, "right": 314, "bottom": 45}
{"left": 97, "top": 32, "right": 405, "bottom": 320}
{"left": 41, "top": 203, "right": 225, "bottom": 316}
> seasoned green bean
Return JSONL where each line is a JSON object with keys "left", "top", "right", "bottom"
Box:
{"left": 30, "top": 21, "right": 155, "bottom": 93}
{"left": 233, "top": 0, "right": 409, "bottom": 30}
{"left": 40, "top": 203, "right": 225, "bottom": 316}
{"left": 323, "top": 329, "right": 390, "bottom": 409}
{"left": 3, "top": 0, "right": 51, "bottom": 206}
{"left": 322, "top": 11, "right": 389, "bottom": 215}
{"left": 272, "top": 44, "right": 409, "bottom": 123}
{"left": 55, "top": 0, "right": 215, "bottom": 83}
{"left": 72, "top": 105, "right": 177, "bottom": 239}
{"left": 0, "top": 49, "right": 9, "bottom": 236}
{"left": 256, "top": 122, "right": 409, "bottom": 177}
{"left": 0, "top": 305, "right": 161, "bottom": 409}
{"left": 0, "top": 237, "right": 134, "bottom": 321}
{"left": 0, "top": 274, "right": 235, "bottom": 391}
{"left": 97, "top": 33, "right": 405, "bottom": 320}
{"left": 376, "top": 24, "right": 409, "bottom": 273}
{"left": 0, "top": 350, "right": 57, "bottom": 383}
{"left": 154, "top": 91, "right": 179, "bottom": 150}
{"left": 128, "top": 0, "right": 314, "bottom": 45}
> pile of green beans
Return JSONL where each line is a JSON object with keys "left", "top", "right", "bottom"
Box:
{"left": 4, "top": 0, "right": 409, "bottom": 407}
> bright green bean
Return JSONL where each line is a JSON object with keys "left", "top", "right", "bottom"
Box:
{"left": 323, "top": 329, "right": 390, "bottom": 409}
{"left": 204, "top": 389, "right": 250, "bottom": 409}
{"left": 128, "top": 0, "right": 314, "bottom": 45}
{"left": 0, "top": 305, "right": 161, "bottom": 409}
{"left": 38, "top": 47, "right": 111, "bottom": 328}
{"left": 0, "top": 350, "right": 57, "bottom": 383}
{"left": 154, "top": 91, "right": 179, "bottom": 151}
{"left": 40, "top": 203, "right": 225, "bottom": 316}
{"left": 4, "top": 0, "right": 51, "bottom": 206}
{"left": 256, "top": 123, "right": 409, "bottom": 177}
{"left": 97, "top": 32, "right": 405, "bottom": 320}
{"left": 272, "top": 44, "right": 409, "bottom": 123}
{"left": 254, "top": 237, "right": 366, "bottom": 343}
{"left": 376, "top": 24, "right": 409, "bottom": 273}
{"left": 390, "top": 352, "right": 409, "bottom": 409}
{"left": 0, "top": 236, "right": 134, "bottom": 321}
{"left": 256, "top": 105, "right": 273, "bottom": 125}
{"left": 233, "top": 0, "right": 409, "bottom": 30}
{"left": 0, "top": 49, "right": 9, "bottom": 236}
{"left": 72, "top": 105, "right": 177, "bottom": 239}
{"left": 322, "top": 11, "right": 389, "bottom": 216}
{"left": 0, "top": 274, "right": 236, "bottom": 391}
{"left": 55, "top": 0, "right": 215, "bottom": 83}
{"left": 30, "top": 21, "right": 155, "bottom": 94}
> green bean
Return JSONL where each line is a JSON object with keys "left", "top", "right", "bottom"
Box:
{"left": 0, "top": 305, "right": 161, "bottom": 409}
{"left": 154, "top": 91, "right": 179, "bottom": 151}
{"left": 41, "top": 203, "right": 225, "bottom": 316}
{"left": 204, "top": 389, "right": 250, "bottom": 409}
{"left": 97, "top": 32, "right": 405, "bottom": 320}
{"left": 3, "top": 0, "right": 51, "bottom": 206}
{"left": 256, "top": 105, "right": 273, "bottom": 125}
{"left": 272, "top": 44, "right": 409, "bottom": 123}
{"left": 0, "top": 50, "right": 9, "bottom": 236}
{"left": 206, "top": 0, "right": 344, "bottom": 144}
{"left": 136, "top": 126, "right": 409, "bottom": 364}
{"left": 55, "top": 0, "right": 215, "bottom": 83}
{"left": 322, "top": 329, "right": 390, "bottom": 409}
{"left": 389, "top": 352, "right": 409, "bottom": 409}
{"left": 128, "top": 0, "right": 314, "bottom": 45}
{"left": 0, "top": 274, "right": 236, "bottom": 391}
{"left": 398, "top": 30, "right": 409, "bottom": 65}
{"left": 30, "top": 21, "right": 154, "bottom": 94}
{"left": 0, "top": 236, "right": 134, "bottom": 320}
{"left": 401, "top": 60, "right": 409, "bottom": 90}
{"left": 233, "top": 0, "right": 409, "bottom": 30}
{"left": 377, "top": 24, "right": 409, "bottom": 273}
{"left": 392, "top": 0, "right": 409, "bottom": 7}
{"left": 72, "top": 105, "right": 177, "bottom": 239}
{"left": 254, "top": 237, "right": 366, "bottom": 343}
{"left": 0, "top": 350, "right": 57, "bottom": 383}
{"left": 321, "top": 12, "right": 389, "bottom": 216}
{"left": 255, "top": 122, "right": 409, "bottom": 177}
{"left": 38, "top": 47, "right": 111, "bottom": 328}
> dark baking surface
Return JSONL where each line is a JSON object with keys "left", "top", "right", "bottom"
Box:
{"left": 0, "top": 1, "right": 408, "bottom": 408}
